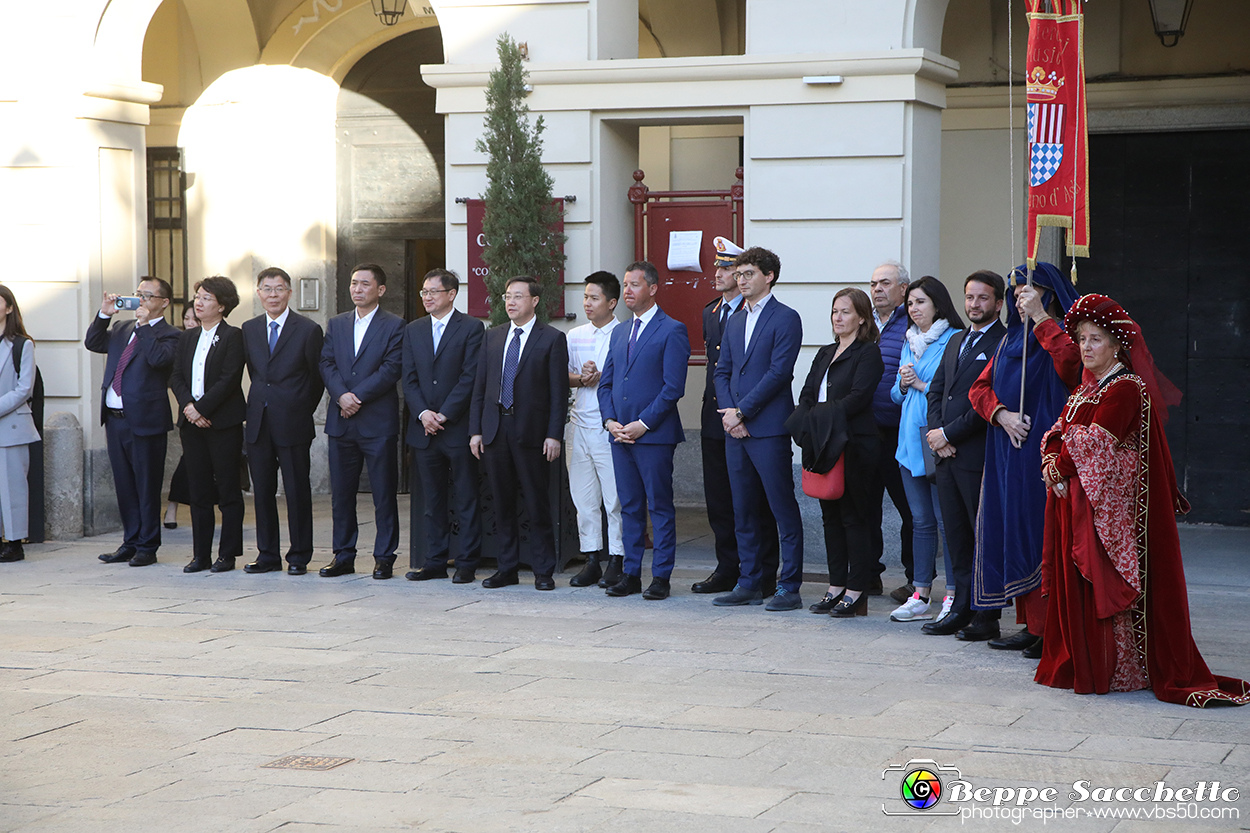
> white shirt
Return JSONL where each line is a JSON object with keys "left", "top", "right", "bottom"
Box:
{"left": 498, "top": 315, "right": 538, "bottom": 397}
{"left": 567, "top": 317, "right": 619, "bottom": 429}
{"left": 101, "top": 313, "right": 162, "bottom": 410}
{"left": 627, "top": 303, "right": 660, "bottom": 347}
{"left": 265, "top": 306, "right": 291, "bottom": 349}
{"left": 191, "top": 322, "right": 220, "bottom": 400}
{"left": 742, "top": 291, "right": 773, "bottom": 351}
{"left": 353, "top": 305, "right": 379, "bottom": 356}
{"left": 430, "top": 307, "right": 453, "bottom": 354}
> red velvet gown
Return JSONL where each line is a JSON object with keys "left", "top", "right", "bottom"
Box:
{"left": 1035, "top": 371, "right": 1249, "bottom": 707}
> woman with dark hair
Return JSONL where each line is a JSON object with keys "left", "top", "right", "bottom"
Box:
{"left": 0, "top": 286, "right": 40, "bottom": 562}
{"left": 169, "top": 277, "right": 246, "bottom": 573}
{"left": 1035, "top": 294, "right": 1248, "bottom": 707}
{"left": 789, "top": 288, "right": 884, "bottom": 617}
{"left": 164, "top": 304, "right": 199, "bottom": 529}
{"left": 888, "top": 276, "right": 962, "bottom": 622}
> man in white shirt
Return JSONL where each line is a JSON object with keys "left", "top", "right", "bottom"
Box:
{"left": 565, "top": 271, "right": 624, "bottom": 588}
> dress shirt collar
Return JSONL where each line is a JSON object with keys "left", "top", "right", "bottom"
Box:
{"left": 592, "top": 317, "right": 619, "bottom": 336}
{"left": 266, "top": 307, "right": 291, "bottom": 327}
{"left": 632, "top": 303, "right": 660, "bottom": 329}
{"left": 354, "top": 305, "right": 379, "bottom": 326}
{"left": 745, "top": 291, "right": 773, "bottom": 314}
{"left": 509, "top": 315, "right": 537, "bottom": 337}
{"left": 430, "top": 307, "right": 454, "bottom": 325}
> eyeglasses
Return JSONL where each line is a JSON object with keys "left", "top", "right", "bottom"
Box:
{"left": 258, "top": 285, "right": 290, "bottom": 296}
{"left": 134, "top": 290, "right": 160, "bottom": 301}
{"left": 419, "top": 289, "right": 452, "bottom": 298}
{"left": 733, "top": 269, "right": 761, "bottom": 281}
{"left": 500, "top": 293, "right": 533, "bottom": 303}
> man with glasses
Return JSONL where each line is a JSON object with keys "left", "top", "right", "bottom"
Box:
{"left": 84, "top": 277, "right": 180, "bottom": 566}
{"left": 240, "top": 267, "right": 325, "bottom": 576}
{"left": 469, "top": 277, "right": 569, "bottom": 590}
{"left": 402, "top": 268, "right": 485, "bottom": 584}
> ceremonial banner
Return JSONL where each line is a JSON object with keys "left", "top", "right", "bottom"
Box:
{"left": 1025, "top": 0, "right": 1089, "bottom": 269}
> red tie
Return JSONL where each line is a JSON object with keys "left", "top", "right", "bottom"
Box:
{"left": 111, "top": 335, "right": 137, "bottom": 396}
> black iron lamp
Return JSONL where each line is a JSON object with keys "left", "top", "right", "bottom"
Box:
{"left": 371, "top": 0, "right": 407, "bottom": 26}
{"left": 1147, "top": 0, "right": 1194, "bottom": 47}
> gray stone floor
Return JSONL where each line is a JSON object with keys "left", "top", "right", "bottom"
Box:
{"left": 1, "top": 498, "right": 1247, "bottom": 832}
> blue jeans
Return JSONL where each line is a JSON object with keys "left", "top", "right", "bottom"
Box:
{"left": 900, "top": 468, "right": 951, "bottom": 592}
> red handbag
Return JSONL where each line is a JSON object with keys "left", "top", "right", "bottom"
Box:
{"left": 801, "top": 454, "right": 845, "bottom": 501}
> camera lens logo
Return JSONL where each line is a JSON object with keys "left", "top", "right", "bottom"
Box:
{"left": 900, "top": 768, "right": 943, "bottom": 810}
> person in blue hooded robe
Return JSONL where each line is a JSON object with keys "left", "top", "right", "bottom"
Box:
{"left": 964, "top": 262, "right": 1082, "bottom": 652}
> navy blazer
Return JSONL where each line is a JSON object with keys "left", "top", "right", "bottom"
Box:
{"left": 598, "top": 306, "right": 690, "bottom": 446}
{"left": 402, "top": 309, "right": 485, "bottom": 449}
{"left": 469, "top": 319, "right": 569, "bottom": 447}
{"left": 168, "top": 321, "right": 247, "bottom": 429}
{"left": 320, "top": 308, "right": 405, "bottom": 439}
{"left": 700, "top": 296, "right": 743, "bottom": 439}
{"left": 84, "top": 315, "right": 179, "bottom": 436}
{"left": 242, "top": 311, "right": 325, "bottom": 446}
{"left": 714, "top": 295, "right": 803, "bottom": 438}
{"left": 926, "top": 319, "right": 1007, "bottom": 472}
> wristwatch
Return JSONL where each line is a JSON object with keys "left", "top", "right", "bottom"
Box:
{"left": 735, "top": 408, "right": 745, "bottom": 423}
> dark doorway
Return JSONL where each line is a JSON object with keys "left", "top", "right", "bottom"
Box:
{"left": 1077, "top": 129, "right": 1250, "bottom": 525}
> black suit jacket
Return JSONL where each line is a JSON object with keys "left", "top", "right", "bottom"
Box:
{"left": 169, "top": 321, "right": 247, "bottom": 429}
{"left": 242, "top": 311, "right": 325, "bottom": 446}
{"left": 700, "top": 295, "right": 742, "bottom": 439}
{"left": 403, "top": 309, "right": 485, "bottom": 449}
{"left": 320, "top": 308, "right": 405, "bottom": 439}
{"left": 84, "top": 315, "right": 180, "bottom": 435}
{"left": 470, "top": 320, "right": 569, "bottom": 447}
{"left": 926, "top": 320, "right": 1007, "bottom": 472}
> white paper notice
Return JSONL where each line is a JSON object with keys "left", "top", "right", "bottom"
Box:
{"left": 667, "top": 230, "right": 704, "bottom": 273}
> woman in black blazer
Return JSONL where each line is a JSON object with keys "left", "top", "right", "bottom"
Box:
{"left": 169, "top": 277, "right": 246, "bottom": 573}
{"left": 791, "top": 288, "right": 884, "bottom": 617}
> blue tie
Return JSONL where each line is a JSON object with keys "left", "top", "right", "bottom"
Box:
{"left": 627, "top": 317, "right": 641, "bottom": 362}
{"left": 268, "top": 320, "right": 279, "bottom": 354}
{"left": 501, "top": 327, "right": 522, "bottom": 408}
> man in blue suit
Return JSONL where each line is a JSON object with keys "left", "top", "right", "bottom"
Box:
{"left": 84, "top": 277, "right": 180, "bottom": 567}
{"left": 318, "top": 263, "right": 405, "bottom": 579}
{"left": 713, "top": 247, "right": 805, "bottom": 611}
{"left": 598, "top": 261, "right": 690, "bottom": 600}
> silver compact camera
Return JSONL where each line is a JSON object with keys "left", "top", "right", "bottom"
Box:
{"left": 114, "top": 296, "right": 143, "bottom": 311}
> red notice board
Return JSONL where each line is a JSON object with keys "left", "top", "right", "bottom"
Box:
{"left": 466, "top": 199, "right": 565, "bottom": 319}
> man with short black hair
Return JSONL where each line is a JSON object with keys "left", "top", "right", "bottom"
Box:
{"left": 85, "top": 277, "right": 179, "bottom": 567}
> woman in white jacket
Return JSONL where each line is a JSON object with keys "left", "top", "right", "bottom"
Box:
{"left": 0, "top": 285, "right": 40, "bottom": 562}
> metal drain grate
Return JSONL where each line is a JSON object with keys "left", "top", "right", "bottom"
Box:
{"left": 261, "top": 755, "right": 354, "bottom": 771}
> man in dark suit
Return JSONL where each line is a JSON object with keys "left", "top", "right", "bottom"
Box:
{"left": 318, "top": 263, "right": 405, "bottom": 579}
{"left": 598, "top": 260, "right": 690, "bottom": 600}
{"left": 713, "top": 247, "right": 805, "bottom": 611}
{"left": 84, "top": 277, "right": 179, "bottom": 567}
{"left": 469, "top": 276, "right": 569, "bottom": 590}
{"left": 921, "top": 270, "right": 1007, "bottom": 636}
{"left": 241, "top": 267, "right": 325, "bottom": 576}
{"left": 403, "top": 268, "right": 485, "bottom": 584}
{"left": 695, "top": 237, "right": 780, "bottom": 596}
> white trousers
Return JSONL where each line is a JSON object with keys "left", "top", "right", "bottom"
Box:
{"left": 566, "top": 423, "right": 623, "bottom": 556}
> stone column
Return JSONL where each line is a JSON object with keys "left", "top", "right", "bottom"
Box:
{"left": 43, "top": 412, "right": 84, "bottom": 540}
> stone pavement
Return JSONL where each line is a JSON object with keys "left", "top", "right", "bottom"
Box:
{"left": 1, "top": 497, "right": 1247, "bottom": 832}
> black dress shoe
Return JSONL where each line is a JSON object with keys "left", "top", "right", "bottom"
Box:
{"left": 809, "top": 591, "right": 845, "bottom": 613}
{"left": 605, "top": 573, "right": 642, "bottom": 597}
{"left": 922, "top": 608, "right": 974, "bottom": 636}
{"left": 452, "top": 567, "right": 476, "bottom": 584}
{"left": 405, "top": 566, "right": 448, "bottom": 581}
{"left": 534, "top": 574, "right": 555, "bottom": 591}
{"left": 568, "top": 556, "right": 602, "bottom": 587}
{"left": 643, "top": 577, "right": 670, "bottom": 600}
{"left": 690, "top": 572, "right": 737, "bottom": 594}
{"left": 0, "top": 542, "right": 25, "bottom": 562}
{"left": 989, "top": 629, "right": 1040, "bottom": 651}
{"left": 244, "top": 561, "right": 282, "bottom": 574}
{"left": 210, "top": 557, "right": 235, "bottom": 573}
{"left": 830, "top": 593, "right": 868, "bottom": 618}
{"left": 100, "top": 548, "right": 136, "bottom": 563}
{"left": 319, "top": 561, "right": 355, "bottom": 577}
{"left": 287, "top": 564, "right": 308, "bottom": 576}
{"left": 481, "top": 570, "right": 519, "bottom": 588}
{"left": 957, "top": 619, "right": 1002, "bottom": 642}
{"left": 373, "top": 563, "right": 394, "bottom": 580}
{"left": 1022, "top": 636, "right": 1044, "bottom": 659}
{"left": 128, "top": 552, "right": 157, "bottom": 567}
{"left": 866, "top": 575, "right": 885, "bottom": 596}
{"left": 183, "top": 559, "right": 211, "bottom": 573}
{"left": 598, "top": 555, "right": 624, "bottom": 588}
{"left": 164, "top": 521, "right": 177, "bottom": 530}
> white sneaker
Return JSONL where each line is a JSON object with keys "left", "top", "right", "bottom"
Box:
{"left": 890, "top": 591, "right": 933, "bottom": 622}
{"left": 936, "top": 595, "right": 954, "bottom": 620}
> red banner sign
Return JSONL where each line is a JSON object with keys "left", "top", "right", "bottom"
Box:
{"left": 1025, "top": 0, "right": 1089, "bottom": 269}
{"left": 465, "top": 199, "right": 564, "bottom": 318}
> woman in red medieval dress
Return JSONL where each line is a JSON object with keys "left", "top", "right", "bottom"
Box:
{"left": 1034, "top": 294, "right": 1249, "bottom": 707}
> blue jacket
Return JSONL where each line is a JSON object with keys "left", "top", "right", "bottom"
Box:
{"left": 872, "top": 305, "right": 908, "bottom": 426}
{"left": 713, "top": 294, "right": 802, "bottom": 438}
{"left": 891, "top": 324, "right": 958, "bottom": 477}
{"left": 598, "top": 307, "right": 690, "bottom": 445}
{"left": 320, "top": 307, "right": 405, "bottom": 439}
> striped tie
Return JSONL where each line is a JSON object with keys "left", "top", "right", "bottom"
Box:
{"left": 110, "top": 335, "right": 137, "bottom": 396}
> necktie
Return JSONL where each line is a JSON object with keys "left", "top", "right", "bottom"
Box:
{"left": 959, "top": 329, "right": 979, "bottom": 363}
{"left": 719, "top": 302, "right": 730, "bottom": 329}
{"left": 432, "top": 319, "right": 444, "bottom": 354}
{"left": 111, "top": 334, "right": 137, "bottom": 396}
{"left": 627, "top": 317, "right": 641, "bottom": 361}
{"left": 501, "top": 327, "right": 522, "bottom": 408}
{"left": 268, "top": 320, "right": 279, "bottom": 355}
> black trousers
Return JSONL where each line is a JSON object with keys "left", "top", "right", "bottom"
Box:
{"left": 482, "top": 414, "right": 556, "bottom": 577}
{"left": 702, "top": 435, "right": 779, "bottom": 584}
{"left": 935, "top": 461, "right": 982, "bottom": 617}
{"left": 106, "top": 413, "right": 167, "bottom": 555}
{"left": 248, "top": 410, "right": 315, "bottom": 568}
{"left": 329, "top": 424, "right": 399, "bottom": 565}
{"left": 870, "top": 423, "right": 914, "bottom": 581}
{"left": 180, "top": 422, "right": 244, "bottom": 565}
{"left": 413, "top": 433, "right": 481, "bottom": 572}
{"left": 820, "top": 434, "right": 881, "bottom": 592}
